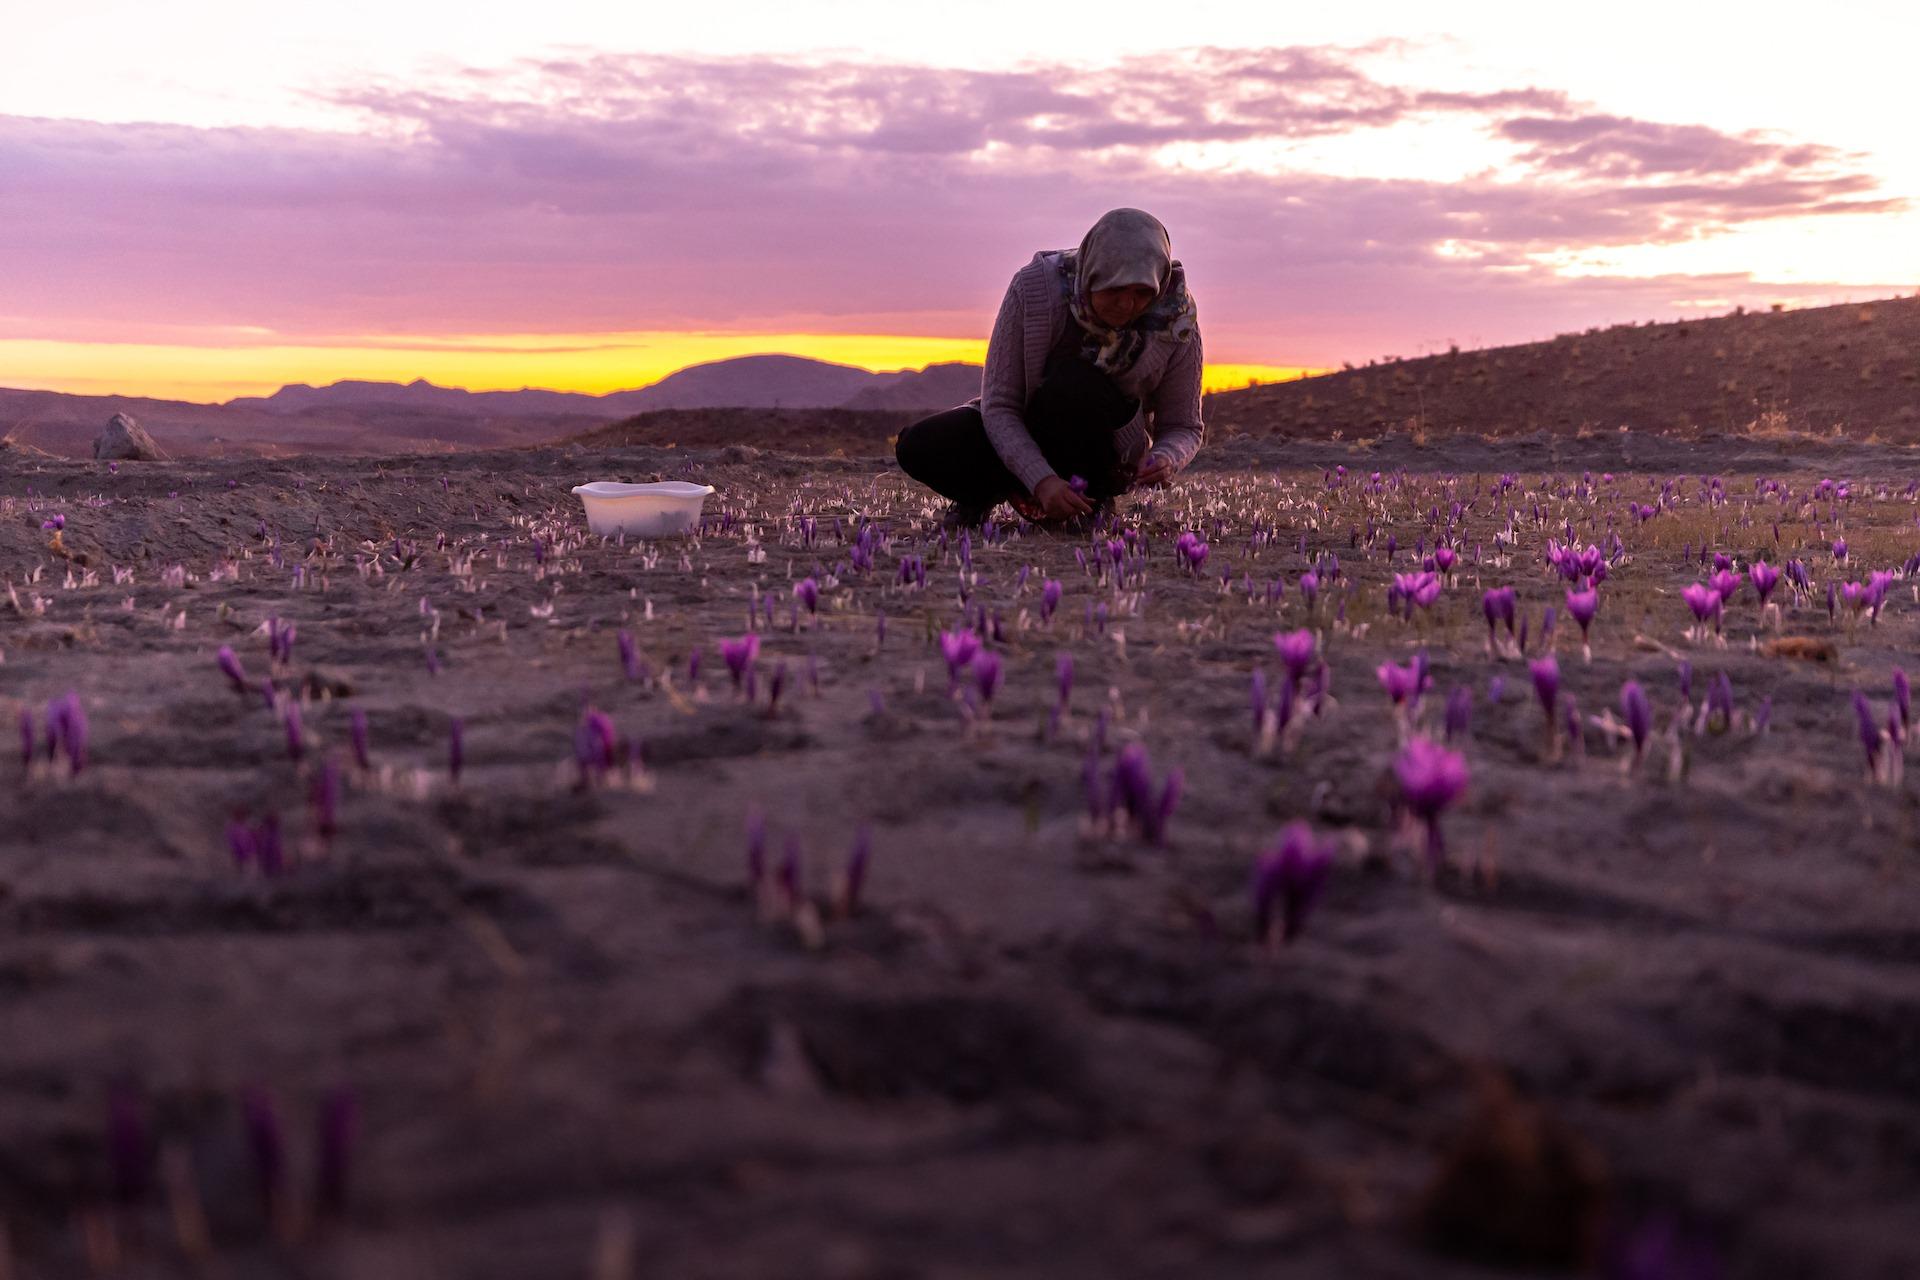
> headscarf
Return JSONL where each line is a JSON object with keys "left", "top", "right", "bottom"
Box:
{"left": 1053, "top": 208, "right": 1198, "bottom": 377}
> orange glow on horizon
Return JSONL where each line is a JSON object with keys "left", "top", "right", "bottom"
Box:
{"left": 0, "top": 331, "right": 1321, "bottom": 403}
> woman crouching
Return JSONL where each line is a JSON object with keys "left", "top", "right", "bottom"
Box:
{"left": 894, "top": 207, "right": 1204, "bottom": 526}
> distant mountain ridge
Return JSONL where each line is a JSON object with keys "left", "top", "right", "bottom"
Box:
{"left": 229, "top": 355, "right": 983, "bottom": 417}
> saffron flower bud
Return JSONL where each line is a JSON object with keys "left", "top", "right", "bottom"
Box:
{"left": 793, "top": 576, "right": 819, "bottom": 614}
{"left": 1444, "top": 685, "right": 1472, "bottom": 742}
{"left": 283, "top": 701, "right": 305, "bottom": 761}
{"left": 836, "top": 826, "right": 872, "bottom": 916}
{"left": 1530, "top": 655, "right": 1559, "bottom": 724}
{"left": 1621, "top": 681, "right": 1651, "bottom": 760}
{"left": 1040, "top": 579, "right": 1063, "bottom": 622}
{"left": 617, "top": 630, "right": 641, "bottom": 681}
{"left": 217, "top": 645, "right": 250, "bottom": 694}
{"left": 1709, "top": 569, "right": 1741, "bottom": 604}
{"left": 1853, "top": 690, "right": 1881, "bottom": 773}
{"left": 1749, "top": 561, "right": 1780, "bottom": 605}
{"left": 1395, "top": 738, "right": 1469, "bottom": 868}
{"left": 971, "top": 650, "right": 1003, "bottom": 707}
{"left": 1251, "top": 822, "right": 1335, "bottom": 946}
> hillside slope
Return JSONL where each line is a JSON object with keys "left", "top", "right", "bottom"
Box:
{"left": 1206, "top": 294, "right": 1920, "bottom": 441}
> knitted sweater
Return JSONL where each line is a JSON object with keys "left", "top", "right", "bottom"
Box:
{"left": 972, "top": 252, "right": 1205, "bottom": 494}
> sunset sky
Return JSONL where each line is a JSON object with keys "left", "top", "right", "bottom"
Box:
{"left": 3, "top": 1, "right": 1915, "bottom": 402}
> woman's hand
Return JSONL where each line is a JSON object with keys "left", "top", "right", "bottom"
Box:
{"left": 1128, "top": 454, "right": 1176, "bottom": 490}
{"left": 1030, "top": 475, "right": 1094, "bottom": 522}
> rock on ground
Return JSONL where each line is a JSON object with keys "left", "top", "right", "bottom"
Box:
{"left": 93, "top": 412, "right": 167, "bottom": 461}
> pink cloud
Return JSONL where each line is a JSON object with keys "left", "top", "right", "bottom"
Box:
{"left": 0, "top": 46, "right": 1902, "bottom": 368}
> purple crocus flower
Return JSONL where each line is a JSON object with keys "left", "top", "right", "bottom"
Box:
{"left": 939, "top": 629, "right": 980, "bottom": 686}
{"left": 1895, "top": 669, "right": 1911, "bottom": 737}
{"left": 1298, "top": 571, "right": 1320, "bottom": 608}
{"left": 1621, "top": 681, "right": 1651, "bottom": 759}
{"left": 1681, "top": 583, "right": 1722, "bottom": 630}
{"left": 1565, "top": 589, "right": 1598, "bottom": 641}
{"left": 1249, "top": 669, "right": 1268, "bottom": 731}
{"left": 1141, "top": 769, "right": 1184, "bottom": 844}
{"left": 793, "top": 576, "right": 819, "bottom": 615}
{"left": 1853, "top": 690, "right": 1881, "bottom": 773}
{"left": 1376, "top": 658, "right": 1425, "bottom": 708}
{"left": 1833, "top": 537, "right": 1848, "bottom": 563}
{"left": 47, "top": 692, "right": 87, "bottom": 774}
{"left": 283, "top": 701, "right": 306, "bottom": 761}
{"left": 1112, "top": 743, "right": 1154, "bottom": 818}
{"left": 720, "top": 634, "right": 760, "bottom": 689}
{"left": 574, "top": 708, "right": 618, "bottom": 786}
{"left": 1068, "top": 474, "right": 1088, "bottom": 494}
{"left": 1251, "top": 822, "right": 1335, "bottom": 946}
{"left": 1481, "top": 586, "right": 1517, "bottom": 639}
{"left": 41, "top": 513, "right": 64, "bottom": 531}
{"left": 1395, "top": 738, "right": 1469, "bottom": 867}
{"left": 971, "top": 650, "right": 1003, "bottom": 707}
{"left": 1530, "top": 655, "right": 1560, "bottom": 725}
{"left": 1708, "top": 569, "right": 1742, "bottom": 604}
{"left": 217, "top": 645, "right": 250, "bottom": 694}
{"left": 1040, "top": 579, "right": 1063, "bottom": 622}
{"left": 1749, "top": 560, "right": 1780, "bottom": 605}
{"left": 1274, "top": 629, "right": 1317, "bottom": 685}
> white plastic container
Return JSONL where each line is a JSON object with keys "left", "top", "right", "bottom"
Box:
{"left": 570, "top": 480, "right": 715, "bottom": 538}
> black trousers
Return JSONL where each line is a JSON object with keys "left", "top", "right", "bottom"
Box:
{"left": 894, "top": 352, "right": 1142, "bottom": 507}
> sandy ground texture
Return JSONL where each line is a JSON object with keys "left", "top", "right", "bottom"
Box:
{"left": 2, "top": 433, "right": 1918, "bottom": 1279}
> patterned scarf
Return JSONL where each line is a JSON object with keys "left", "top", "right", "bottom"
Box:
{"left": 1052, "top": 208, "right": 1198, "bottom": 378}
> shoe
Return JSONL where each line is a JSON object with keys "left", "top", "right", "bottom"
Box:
{"left": 941, "top": 501, "right": 991, "bottom": 529}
